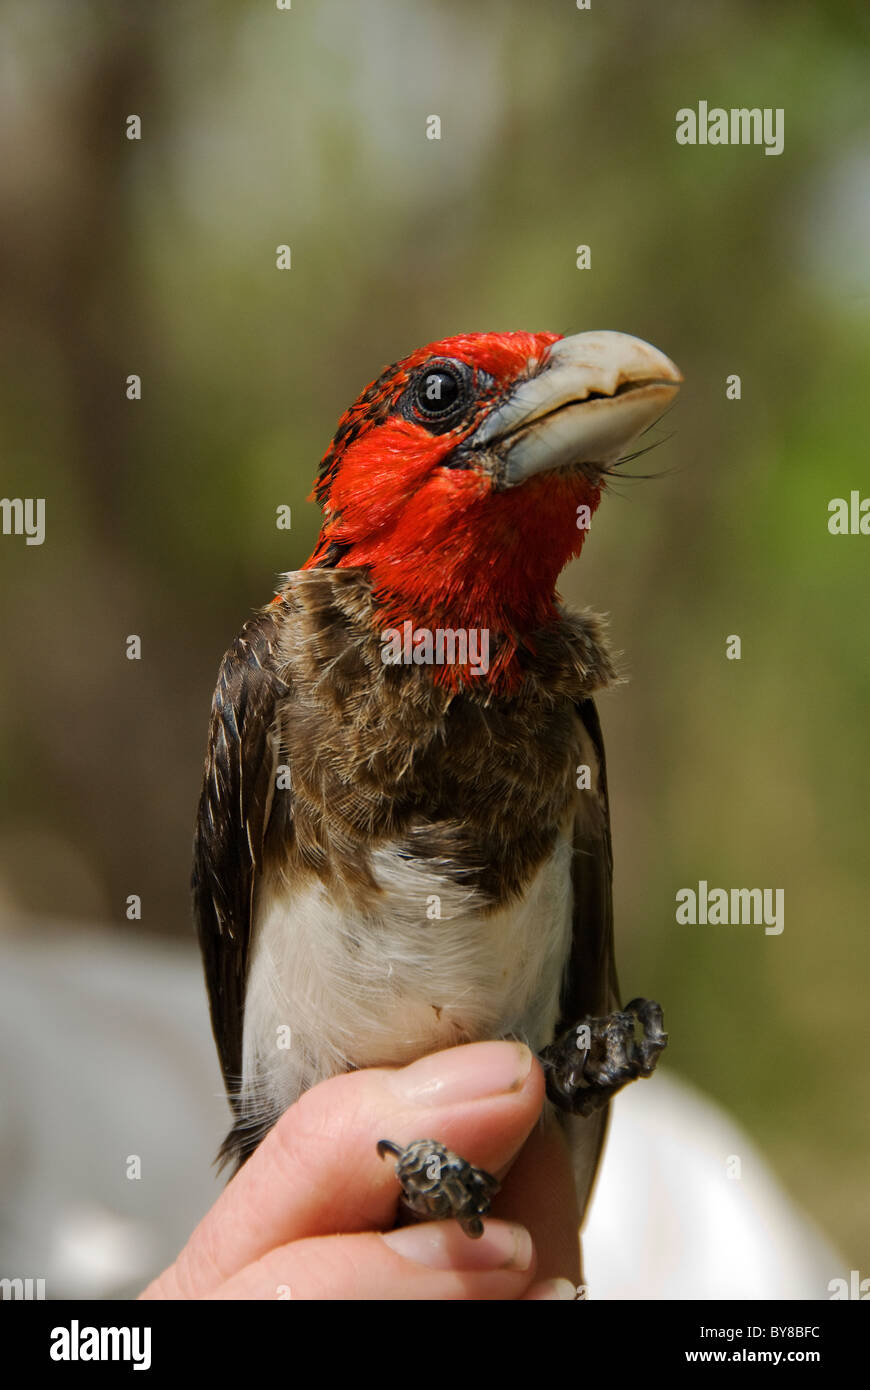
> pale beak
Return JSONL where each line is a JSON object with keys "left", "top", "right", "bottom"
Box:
{"left": 469, "top": 331, "right": 682, "bottom": 487}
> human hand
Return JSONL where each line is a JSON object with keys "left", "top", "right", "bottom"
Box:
{"left": 141, "top": 1041, "right": 581, "bottom": 1301}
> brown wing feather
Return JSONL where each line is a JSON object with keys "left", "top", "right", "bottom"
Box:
{"left": 560, "top": 696, "right": 621, "bottom": 1228}
{"left": 561, "top": 696, "right": 620, "bottom": 1025}
{"left": 192, "top": 607, "right": 289, "bottom": 1116}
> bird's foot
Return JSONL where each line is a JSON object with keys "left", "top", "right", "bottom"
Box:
{"left": 540, "top": 997, "right": 668, "bottom": 1117}
{"left": 376, "top": 1138, "right": 500, "bottom": 1239}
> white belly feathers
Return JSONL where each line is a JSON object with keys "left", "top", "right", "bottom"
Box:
{"left": 240, "top": 828, "right": 575, "bottom": 1123}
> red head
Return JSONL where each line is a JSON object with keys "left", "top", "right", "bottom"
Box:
{"left": 304, "top": 330, "right": 681, "bottom": 690}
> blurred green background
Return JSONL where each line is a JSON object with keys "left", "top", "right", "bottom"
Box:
{"left": 0, "top": 0, "right": 867, "bottom": 1269}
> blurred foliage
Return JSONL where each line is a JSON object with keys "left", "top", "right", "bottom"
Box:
{"left": 0, "top": 0, "right": 868, "bottom": 1265}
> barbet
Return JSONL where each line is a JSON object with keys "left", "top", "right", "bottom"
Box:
{"left": 194, "top": 330, "right": 679, "bottom": 1240}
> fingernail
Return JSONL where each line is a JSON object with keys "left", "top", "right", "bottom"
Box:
{"left": 524, "top": 1277, "right": 577, "bottom": 1301}
{"left": 382, "top": 1221, "right": 533, "bottom": 1271}
{"left": 392, "top": 1041, "right": 533, "bottom": 1105}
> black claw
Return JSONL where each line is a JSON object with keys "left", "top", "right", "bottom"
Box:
{"left": 377, "top": 1138, "right": 500, "bottom": 1238}
{"left": 376, "top": 1139, "right": 403, "bottom": 1160}
{"left": 541, "top": 997, "right": 668, "bottom": 1116}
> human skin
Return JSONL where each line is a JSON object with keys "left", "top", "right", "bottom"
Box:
{"left": 141, "top": 1041, "right": 582, "bottom": 1301}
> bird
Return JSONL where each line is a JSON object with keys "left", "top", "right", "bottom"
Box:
{"left": 193, "top": 328, "right": 680, "bottom": 1238}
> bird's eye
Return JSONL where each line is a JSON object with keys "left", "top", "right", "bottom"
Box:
{"left": 399, "top": 357, "right": 477, "bottom": 434}
{"left": 411, "top": 361, "right": 465, "bottom": 420}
